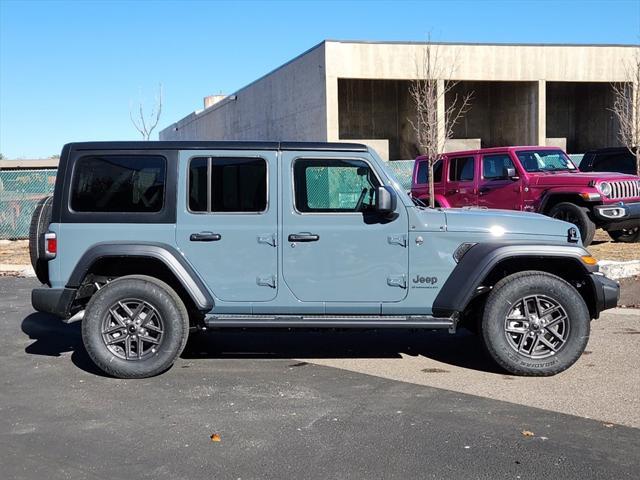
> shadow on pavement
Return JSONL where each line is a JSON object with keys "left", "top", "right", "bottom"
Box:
{"left": 21, "top": 313, "right": 108, "bottom": 376}
{"left": 183, "top": 328, "right": 503, "bottom": 374}
{"left": 21, "top": 313, "right": 502, "bottom": 375}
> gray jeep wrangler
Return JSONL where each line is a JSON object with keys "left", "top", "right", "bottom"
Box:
{"left": 31, "top": 141, "right": 619, "bottom": 378}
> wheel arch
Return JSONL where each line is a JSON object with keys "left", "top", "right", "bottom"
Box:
{"left": 433, "top": 243, "right": 600, "bottom": 319}
{"left": 67, "top": 242, "right": 214, "bottom": 315}
{"left": 539, "top": 192, "right": 591, "bottom": 214}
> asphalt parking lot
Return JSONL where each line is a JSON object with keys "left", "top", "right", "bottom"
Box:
{"left": 1, "top": 277, "right": 639, "bottom": 479}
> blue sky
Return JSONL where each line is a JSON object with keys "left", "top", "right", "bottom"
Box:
{"left": 1, "top": 0, "right": 639, "bottom": 158}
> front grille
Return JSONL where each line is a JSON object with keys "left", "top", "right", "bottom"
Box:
{"left": 609, "top": 180, "right": 640, "bottom": 200}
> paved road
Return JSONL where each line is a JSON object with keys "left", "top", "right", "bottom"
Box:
{"left": 1, "top": 278, "right": 639, "bottom": 480}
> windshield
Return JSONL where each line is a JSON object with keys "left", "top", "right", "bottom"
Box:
{"left": 516, "top": 150, "right": 577, "bottom": 172}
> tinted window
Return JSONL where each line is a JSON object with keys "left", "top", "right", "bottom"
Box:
{"left": 483, "top": 154, "right": 516, "bottom": 180}
{"left": 592, "top": 154, "right": 635, "bottom": 175}
{"left": 188, "top": 157, "right": 267, "bottom": 213}
{"left": 417, "top": 160, "right": 442, "bottom": 184}
{"left": 71, "top": 155, "right": 165, "bottom": 212}
{"left": 449, "top": 157, "right": 475, "bottom": 182}
{"left": 294, "top": 158, "right": 380, "bottom": 213}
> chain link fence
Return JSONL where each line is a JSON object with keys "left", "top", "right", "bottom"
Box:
{"left": 0, "top": 169, "right": 57, "bottom": 239}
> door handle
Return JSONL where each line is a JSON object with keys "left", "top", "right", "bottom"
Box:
{"left": 288, "top": 233, "right": 320, "bottom": 242}
{"left": 447, "top": 189, "right": 459, "bottom": 195}
{"left": 190, "top": 232, "right": 221, "bottom": 242}
{"left": 479, "top": 187, "right": 491, "bottom": 195}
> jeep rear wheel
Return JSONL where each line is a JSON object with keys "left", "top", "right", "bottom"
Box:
{"left": 481, "top": 271, "right": 590, "bottom": 376}
{"left": 607, "top": 226, "right": 640, "bottom": 243}
{"left": 548, "top": 202, "right": 596, "bottom": 246}
{"left": 82, "top": 276, "right": 189, "bottom": 378}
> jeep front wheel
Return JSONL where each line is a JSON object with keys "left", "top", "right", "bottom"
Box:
{"left": 607, "top": 226, "right": 640, "bottom": 243}
{"left": 548, "top": 202, "right": 596, "bottom": 246}
{"left": 481, "top": 271, "right": 590, "bottom": 376}
{"left": 82, "top": 276, "right": 189, "bottom": 378}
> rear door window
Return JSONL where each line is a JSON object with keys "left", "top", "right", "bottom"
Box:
{"left": 71, "top": 155, "right": 166, "bottom": 212}
{"left": 188, "top": 157, "right": 267, "bottom": 213}
{"left": 449, "top": 157, "right": 475, "bottom": 182}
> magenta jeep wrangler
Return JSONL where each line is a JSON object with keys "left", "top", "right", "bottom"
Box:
{"left": 411, "top": 146, "right": 640, "bottom": 246}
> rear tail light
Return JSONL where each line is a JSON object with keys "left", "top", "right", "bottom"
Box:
{"left": 44, "top": 232, "right": 57, "bottom": 259}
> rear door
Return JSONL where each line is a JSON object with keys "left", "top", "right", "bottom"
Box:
{"left": 477, "top": 153, "right": 522, "bottom": 210}
{"left": 445, "top": 156, "right": 477, "bottom": 207}
{"left": 175, "top": 150, "right": 278, "bottom": 302}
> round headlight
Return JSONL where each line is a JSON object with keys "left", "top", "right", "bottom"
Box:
{"left": 597, "top": 181, "right": 611, "bottom": 197}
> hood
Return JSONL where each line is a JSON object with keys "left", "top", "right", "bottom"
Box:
{"left": 442, "top": 207, "right": 573, "bottom": 239}
{"left": 532, "top": 171, "right": 638, "bottom": 187}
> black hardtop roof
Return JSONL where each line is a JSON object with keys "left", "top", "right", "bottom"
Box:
{"left": 66, "top": 141, "right": 368, "bottom": 152}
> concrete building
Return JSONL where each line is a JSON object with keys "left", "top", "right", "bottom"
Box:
{"left": 160, "top": 40, "right": 639, "bottom": 159}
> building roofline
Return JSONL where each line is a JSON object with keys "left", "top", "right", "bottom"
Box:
{"left": 324, "top": 39, "right": 640, "bottom": 48}
{"left": 161, "top": 41, "right": 327, "bottom": 133}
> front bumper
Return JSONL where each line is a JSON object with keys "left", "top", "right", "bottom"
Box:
{"left": 594, "top": 201, "right": 640, "bottom": 230}
{"left": 32, "top": 287, "right": 77, "bottom": 319}
{"left": 589, "top": 273, "right": 619, "bottom": 317}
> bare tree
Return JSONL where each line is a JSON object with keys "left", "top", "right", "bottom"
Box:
{"left": 611, "top": 50, "right": 640, "bottom": 176}
{"left": 408, "top": 38, "right": 473, "bottom": 207}
{"left": 130, "top": 84, "right": 163, "bottom": 141}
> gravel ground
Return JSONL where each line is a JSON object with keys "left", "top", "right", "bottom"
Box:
{"left": 0, "top": 240, "right": 29, "bottom": 265}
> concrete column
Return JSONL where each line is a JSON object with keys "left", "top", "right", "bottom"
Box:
{"left": 325, "top": 76, "right": 339, "bottom": 141}
{"left": 437, "top": 79, "right": 446, "bottom": 152}
{"left": 537, "top": 80, "right": 547, "bottom": 146}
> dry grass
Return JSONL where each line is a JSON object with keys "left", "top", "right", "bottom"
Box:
{"left": 587, "top": 231, "right": 640, "bottom": 262}
{"left": 0, "top": 240, "right": 30, "bottom": 265}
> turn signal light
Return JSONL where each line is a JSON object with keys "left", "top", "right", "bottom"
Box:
{"left": 581, "top": 255, "right": 597, "bottom": 265}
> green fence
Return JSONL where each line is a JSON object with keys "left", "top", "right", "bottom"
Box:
{"left": 0, "top": 169, "right": 57, "bottom": 239}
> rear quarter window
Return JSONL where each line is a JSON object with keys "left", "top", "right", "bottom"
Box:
{"left": 71, "top": 155, "right": 166, "bottom": 212}
{"left": 416, "top": 160, "right": 442, "bottom": 184}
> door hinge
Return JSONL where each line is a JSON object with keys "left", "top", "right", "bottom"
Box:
{"left": 257, "top": 233, "right": 276, "bottom": 247}
{"left": 387, "top": 234, "right": 407, "bottom": 248}
{"left": 387, "top": 274, "right": 407, "bottom": 289}
{"left": 256, "top": 275, "right": 276, "bottom": 288}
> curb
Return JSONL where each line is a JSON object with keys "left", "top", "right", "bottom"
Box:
{"left": 598, "top": 260, "right": 640, "bottom": 280}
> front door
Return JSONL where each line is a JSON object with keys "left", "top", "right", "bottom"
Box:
{"left": 445, "top": 156, "right": 477, "bottom": 207}
{"left": 281, "top": 152, "right": 409, "bottom": 306}
{"left": 477, "top": 153, "right": 522, "bottom": 210}
{"left": 175, "top": 150, "right": 278, "bottom": 302}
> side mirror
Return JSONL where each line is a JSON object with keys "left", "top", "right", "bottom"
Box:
{"left": 505, "top": 167, "right": 519, "bottom": 180}
{"left": 375, "top": 186, "right": 397, "bottom": 214}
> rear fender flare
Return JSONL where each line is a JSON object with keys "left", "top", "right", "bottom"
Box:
{"left": 67, "top": 242, "right": 214, "bottom": 312}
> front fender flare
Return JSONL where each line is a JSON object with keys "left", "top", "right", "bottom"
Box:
{"left": 432, "top": 242, "right": 596, "bottom": 317}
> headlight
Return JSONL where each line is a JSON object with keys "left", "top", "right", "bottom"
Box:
{"left": 597, "top": 181, "right": 611, "bottom": 197}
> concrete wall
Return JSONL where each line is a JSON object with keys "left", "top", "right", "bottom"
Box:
{"left": 160, "top": 43, "right": 328, "bottom": 142}
{"left": 447, "top": 81, "right": 538, "bottom": 147}
{"left": 337, "top": 79, "right": 417, "bottom": 159}
{"left": 546, "top": 82, "right": 622, "bottom": 152}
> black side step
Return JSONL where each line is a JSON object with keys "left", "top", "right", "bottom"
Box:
{"left": 204, "top": 314, "right": 457, "bottom": 333}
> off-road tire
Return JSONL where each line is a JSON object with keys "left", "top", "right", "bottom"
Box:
{"left": 548, "top": 202, "right": 596, "bottom": 246}
{"left": 28, "top": 195, "right": 53, "bottom": 284}
{"left": 82, "top": 275, "right": 190, "bottom": 378}
{"left": 607, "top": 227, "right": 640, "bottom": 243}
{"left": 481, "top": 271, "right": 590, "bottom": 376}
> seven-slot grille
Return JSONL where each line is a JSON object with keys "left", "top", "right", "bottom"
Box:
{"left": 608, "top": 180, "right": 640, "bottom": 200}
